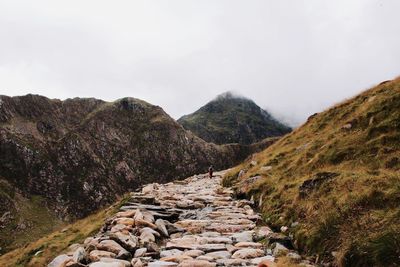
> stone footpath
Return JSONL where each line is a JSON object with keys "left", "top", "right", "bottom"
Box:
{"left": 48, "top": 172, "right": 312, "bottom": 267}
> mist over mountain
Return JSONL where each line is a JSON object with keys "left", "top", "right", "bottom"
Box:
{"left": 178, "top": 92, "right": 291, "bottom": 145}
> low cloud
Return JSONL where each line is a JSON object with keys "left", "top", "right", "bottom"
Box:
{"left": 0, "top": 0, "right": 399, "bottom": 126}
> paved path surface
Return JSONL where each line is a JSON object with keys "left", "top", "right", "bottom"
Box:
{"left": 48, "top": 171, "right": 309, "bottom": 267}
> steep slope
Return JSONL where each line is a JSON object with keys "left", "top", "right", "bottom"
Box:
{"left": 0, "top": 94, "right": 273, "bottom": 254}
{"left": 224, "top": 78, "right": 400, "bottom": 266}
{"left": 178, "top": 92, "right": 291, "bottom": 145}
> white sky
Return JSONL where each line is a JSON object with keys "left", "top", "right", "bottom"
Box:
{"left": 0, "top": 0, "right": 399, "bottom": 126}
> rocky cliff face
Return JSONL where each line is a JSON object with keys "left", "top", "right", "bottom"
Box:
{"left": 178, "top": 92, "right": 291, "bottom": 145}
{"left": 0, "top": 94, "right": 271, "bottom": 228}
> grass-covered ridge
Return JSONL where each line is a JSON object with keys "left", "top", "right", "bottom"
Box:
{"left": 224, "top": 78, "right": 400, "bottom": 266}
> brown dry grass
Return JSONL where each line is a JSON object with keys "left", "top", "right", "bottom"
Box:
{"left": 224, "top": 77, "right": 400, "bottom": 266}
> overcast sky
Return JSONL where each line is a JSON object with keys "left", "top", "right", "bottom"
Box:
{"left": 0, "top": 0, "right": 399, "bottom": 126}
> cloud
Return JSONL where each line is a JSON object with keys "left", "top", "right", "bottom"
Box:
{"left": 0, "top": 0, "right": 399, "bottom": 126}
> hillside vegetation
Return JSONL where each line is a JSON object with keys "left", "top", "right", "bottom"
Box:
{"left": 0, "top": 196, "right": 127, "bottom": 267}
{"left": 0, "top": 179, "right": 64, "bottom": 255}
{"left": 178, "top": 92, "right": 291, "bottom": 144}
{"left": 0, "top": 95, "right": 273, "bottom": 254}
{"left": 224, "top": 78, "right": 400, "bottom": 266}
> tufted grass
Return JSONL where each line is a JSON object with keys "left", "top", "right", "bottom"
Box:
{"left": 224, "top": 77, "right": 400, "bottom": 266}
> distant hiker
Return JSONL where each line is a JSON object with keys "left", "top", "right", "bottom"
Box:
{"left": 208, "top": 166, "right": 214, "bottom": 178}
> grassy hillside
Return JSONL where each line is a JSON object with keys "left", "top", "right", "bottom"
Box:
{"left": 0, "top": 196, "right": 127, "bottom": 267}
{"left": 224, "top": 78, "right": 400, "bottom": 266}
{"left": 0, "top": 178, "right": 64, "bottom": 256}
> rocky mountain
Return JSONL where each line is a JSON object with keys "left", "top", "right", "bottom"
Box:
{"left": 224, "top": 78, "right": 400, "bottom": 266}
{"left": 0, "top": 94, "right": 275, "bottom": 254}
{"left": 178, "top": 92, "right": 291, "bottom": 145}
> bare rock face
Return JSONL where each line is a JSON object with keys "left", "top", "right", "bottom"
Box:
{"left": 0, "top": 94, "right": 274, "bottom": 252}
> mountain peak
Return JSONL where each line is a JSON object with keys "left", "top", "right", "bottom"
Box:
{"left": 215, "top": 91, "right": 246, "bottom": 100}
{"left": 178, "top": 93, "right": 291, "bottom": 145}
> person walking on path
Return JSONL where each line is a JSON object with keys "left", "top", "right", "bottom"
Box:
{"left": 208, "top": 165, "right": 214, "bottom": 178}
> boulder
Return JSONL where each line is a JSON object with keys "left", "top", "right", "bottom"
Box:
{"left": 177, "top": 260, "right": 216, "bottom": 267}
{"left": 140, "top": 230, "right": 156, "bottom": 243}
{"left": 160, "top": 249, "right": 183, "bottom": 258}
{"left": 148, "top": 261, "right": 178, "bottom": 266}
{"left": 65, "top": 262, "right": 86, "bottom": 267}
{"left": 47, "top": 254, "right": 72, "bottom": 267}
{"left": 89, "top": 250, "right": 117, "bottom": 262}
{"left": 146, "top": 242, "right": 161, "bottom": 253}
{"left": 131, "top": 258, "right": 144, "bottom": 267}
{"left": 234, "top": 242, "right": 263, "bottom": 248}
{"left": 99, "top": 258, "right": 131, "bottom": 267}
{"left": 156, "top": 219, "right": 169, "bottom": 237}
{"left": 115, "top": 210, "right": 136, "bottom": 218}
{"left": 254, "top": 226, "right": 272, "bottom": 241}
{"left": 66, "top": 244, "right": 83, "bottom": 256}
{"left": 89, "top": 262, "right": 125, "bottom": 267}
{"left": 216, "top": 258, "right": 249, "bottom": 266}
{"left": 114, "top": 217, "right": 135, "bottom": 226}
{"left": 195, "top": 243, "right": 227, "bottom": 252}
{"left": 97, "top": 240, "right": 131, "bottom": 259}
{"left": 140, "top": 227, "right": 160, "bottom": 237}
{"left": 160, "top": 255, "right": 193, "bottom": 263}
{"left": 272, "top": 243, "right": 289, "bottom": 256}
{"left": 164, "top": 221, "right": 185, "bottom": 234}
{"left": 232, "top": 248, "right": 265, "bottom": 259}
{"left": 111, "top": 224, "right": 130, "bottom": 233}
{"left": 182, "top": 250, "right": 204, "bottom": 258}
{"left": 134, "top": 248, "right": 147, "bottom": 258}
{"left": 286, "top": 252, "right": 301, "bottom": 262}
{"left": 142, "top": 184, "right": 157, "bottom": 194}
{"left": 142, "top": 211, "right": 155, "bottom": 223}
{"left": 110, "top": 232, "right": 138, "bottom": 252}
{"left": 204, "top": 250, "right": 231, "bottom": 260}
{"left": 231, "top": 231, "right": 254, "bottom": 243}
{"left": 72, "top": 247, "right": 86, "bottom": 263}
{"left": 134, "top": 209, "right": 144, "bottom": 221}
{"left": 250, "top": 256, "right": 275, "bottom": 265}
{"left": 195, "top": 256, "right": 214, "bottom": 261}
{"left": 135, "top": 219, "right": 158, "bottom": 229}
{"left": 202, "top": 237, "right": 232, "bottom": 244}
{"left": 267, "top": 233, "right": 293, "bottom": 249}
{"left": 199, "top": 232, "right": 220, "bottom": 238}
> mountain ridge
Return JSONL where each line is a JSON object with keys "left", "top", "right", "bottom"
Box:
{"left": 0, "top": 94, "right": 275, "bottom": 254}
{"left": 178, "top": 91, "right": 291, "bottom": 145}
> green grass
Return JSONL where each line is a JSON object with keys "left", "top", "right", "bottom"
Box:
{"left": 0, "top": 194, "right": 129, "bottom": 267}
{"left": 0, "top": 177, "right": 66, "bottom": 256}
